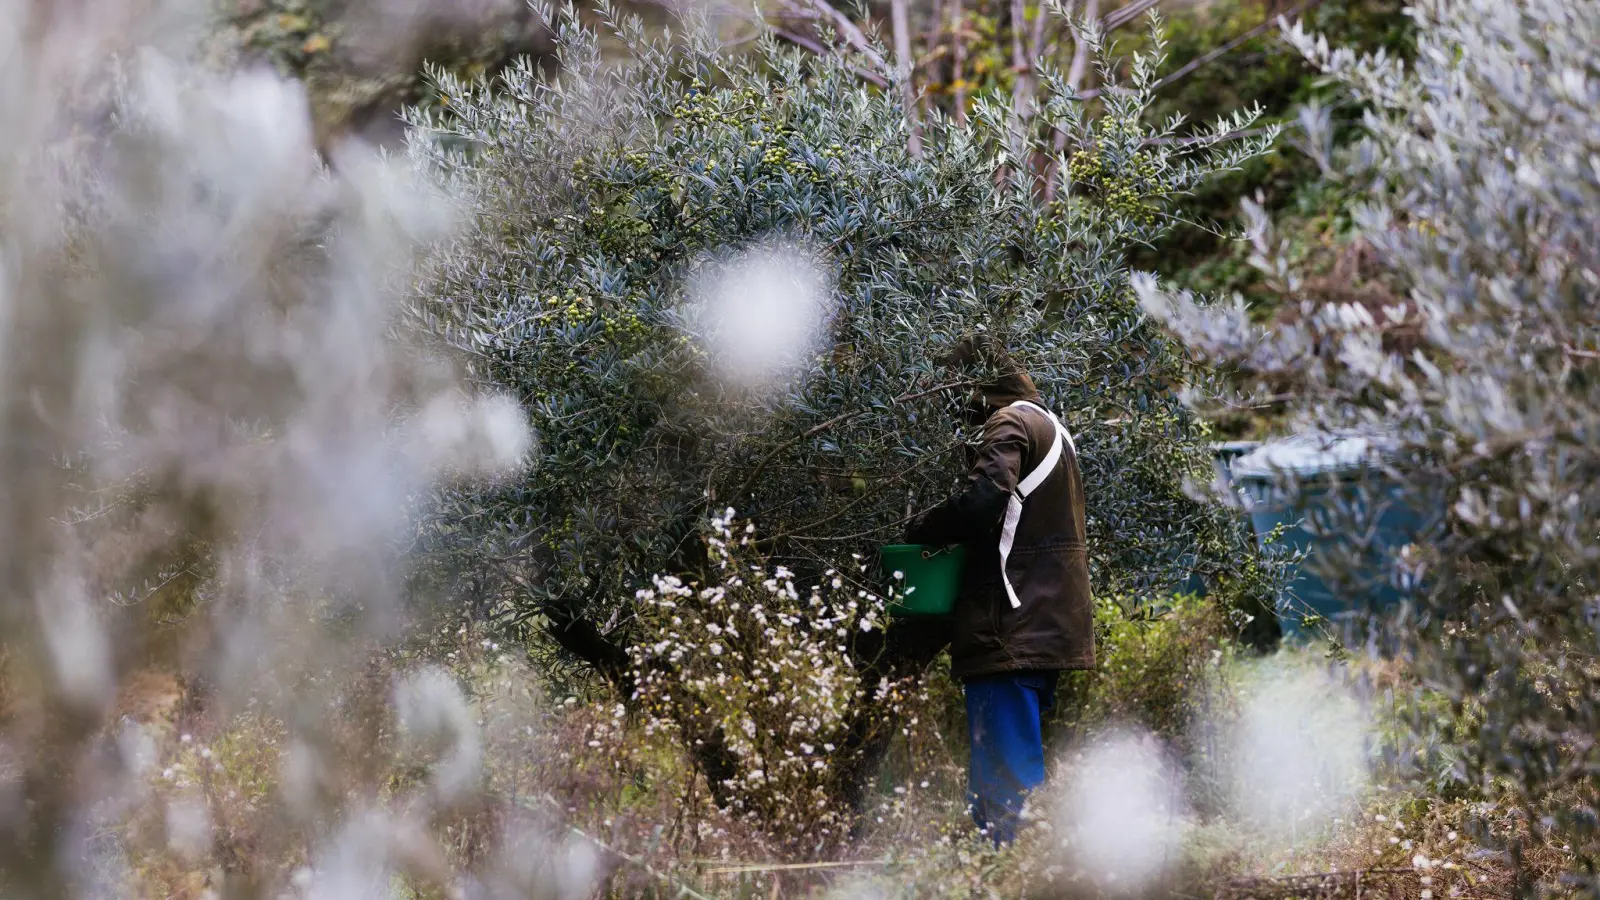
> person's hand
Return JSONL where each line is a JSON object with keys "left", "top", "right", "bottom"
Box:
{"left": 902, "top": 516, "right": 927, "bottom": 546}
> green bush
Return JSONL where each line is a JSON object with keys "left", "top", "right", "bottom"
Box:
{"left": 409, "top": 3, "right": 1276, "bottom": 653}
{"left": 1056, "top": 594, "right": 1229, "bottom": 739}
{"left": 1049, "top": 593, "right": 1237, "bottom": 819}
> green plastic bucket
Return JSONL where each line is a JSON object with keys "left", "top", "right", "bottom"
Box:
{"left": 879, "top": 544, "right": 967, "bottom": 616}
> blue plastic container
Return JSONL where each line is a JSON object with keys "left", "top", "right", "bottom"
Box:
{"left": 1211, "top": 441, "right": 1262, "bottom": 480}
{"left": 1227, "top": 433, "right": 1434, "bottom": 643}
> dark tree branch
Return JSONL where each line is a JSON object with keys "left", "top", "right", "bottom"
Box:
{"left": 689, "top": 727, "right": 741, "bottom": 808}
{"left": 834, "top": 616, "right": 952, "bottom": 817}
{"left": 1076, "top": 0, "right": 1320, "bottom": 101}
{"left": 773, "top": 27, "right": 889, "bottom": 87}
{"left": 542, "top": 596, "right": 743, "bottom": 809}
{"left": 890, "top": 0, "right": 923, "bottom": 156}
{"left": 735, "top": 379, "right": 974, "bottom": 500}
{"left": 1147, "top": 0, "right": 1323, "bottom": 93}
{"left": 950, "top": 0, "right": 969, "bottom": 125}
{"left": 779, "top": 0, "right": 889, "bottom": 72}
{"left": 762, "top": 443, "right": 952, "bottom": 543}
{"left": 544, "top": 604, "right": 632, "bottom": 690}
{"left": 1101, "top": 0, "right": 1163, "bottom": 31}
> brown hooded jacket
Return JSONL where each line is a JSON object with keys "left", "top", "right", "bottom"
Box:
{"left": 905, "top": 340, "right": 1095, "bottom": 678}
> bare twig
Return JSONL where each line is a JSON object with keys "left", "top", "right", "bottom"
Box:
{"left": 919, "top": 0, "right": 950, "bottom": 125}
{"left": 1001, "top": 0, "right": 1062, "bottom": 184}
{"left": 1003, "top": 0, "right": 1032, "bottom": 164}
{"left": 1078, "top": 0, "right": 1322, "bottom": 100}
{"left": 536, "top": 795, "right": 718, "bottom": 900}
{"left": 1043, "top": 0, "right": 1097, "bottom": 202}
{"left": 787, "top": 511, "right": 922, "bottom": 543}
{"left": 1051, "top": 0, "right": 1161, "bottom": 101}
{"left": 1028, "top": 0, "right": 1052, "bottom": 58}
{"left": 772, "top": 26, "right": 889, "bottom": 86}
{"left": 764, "top": 448, "right": 948, "bottom": 542}
{"left": 627, "top": 0, "right": 891, "bottom": 85}
{"left": 950, "top": 0, "right": 968, "bottom": 125}
{"left": 1011, "top": 0, "right": 1056, "bottom": 146}
{"left": 784, "top": 0, "right": 888, "bottom": 71}
{"left": 702, "top": 859, "right": 892, "bottom": 875}
{"left": 922, "top": 0, "right": 949, "bottom": 63}
{"left": 1008, "top": 0, "right": 1030, "bottom": 72}
{"left": 1064, "top": 0, "right": 1097, "bottom": 89}
{"left": 889, "top": 0, "right": 922, "bottom": 156}
{"left": 1101, "top": 0, "right": 1163, "bottom": 31}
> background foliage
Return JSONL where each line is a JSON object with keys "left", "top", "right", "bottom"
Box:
{"left": 1141, "top": 0, "right": 1600, "bottom": 891}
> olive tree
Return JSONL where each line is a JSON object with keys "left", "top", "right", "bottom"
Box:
{"left": 406, "top": 3, "right": 1278, "bottom": 811}
{"left": 1139, "top": 0, "right": 1600, "bottom": 892}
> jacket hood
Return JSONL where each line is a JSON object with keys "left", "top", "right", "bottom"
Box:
{"left": 937, "top": 335, "right": 1041, "bottom": 417}
{"left": 977, "top": 371, "right": 1039, "bottom": 408}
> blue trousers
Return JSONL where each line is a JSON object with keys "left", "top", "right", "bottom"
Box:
{"left": 964, "top": 671, "right": 1058, "bottom": 845}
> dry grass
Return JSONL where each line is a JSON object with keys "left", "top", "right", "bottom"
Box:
{"left": 69, "top": 613, "right": 1548, "bottom": 900}
{"left": 13, "top": 660, "right": 1519, "bottom": 899}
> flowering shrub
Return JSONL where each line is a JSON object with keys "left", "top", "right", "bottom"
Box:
{"left": 628, "top": 510, "right": 887, "bottom": 851}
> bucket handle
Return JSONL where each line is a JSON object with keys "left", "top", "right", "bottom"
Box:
{"left": 921, "top": 545, "right": 956, "bottom": 560}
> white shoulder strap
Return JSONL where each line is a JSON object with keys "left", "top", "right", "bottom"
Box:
{"left": 997, "top": 400, "right": 1077, "bottom": 608}
{"left": 1010, "top": 400, "right": 1075, "bottom": 495}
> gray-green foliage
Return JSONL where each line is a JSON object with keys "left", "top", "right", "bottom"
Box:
{"left": 406, "top": 4, "right": 1277, "bottom": 660}
{"left": 1140, "top": 0, "right": 1600, "bottom": 892}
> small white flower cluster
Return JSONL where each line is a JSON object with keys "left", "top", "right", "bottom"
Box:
{"left": 627, "top": 509, "right": 887, "bottom": 846}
